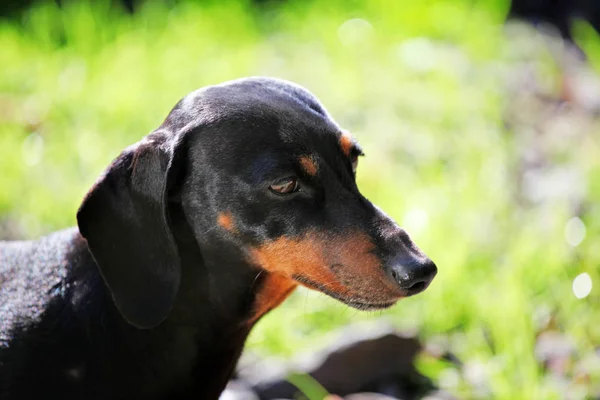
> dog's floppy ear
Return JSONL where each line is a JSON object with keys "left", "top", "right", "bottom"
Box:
{"left": 77, "top": 131, "right": 183, "bottom": 329}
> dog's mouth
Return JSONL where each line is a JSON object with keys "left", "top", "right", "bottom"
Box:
{"left": 291, "top": 274, "right": 399, "bottom": 311}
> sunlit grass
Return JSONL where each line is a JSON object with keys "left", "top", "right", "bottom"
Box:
{"left": 1, "top": 1, "right": 599, "bottom": 398}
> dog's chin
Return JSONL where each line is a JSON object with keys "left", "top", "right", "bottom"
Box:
{"left": 340, "top": 297, "right": 398, "bottom": 311}
{"left": 291, "top": 274, "right": 400, "bottom": 311}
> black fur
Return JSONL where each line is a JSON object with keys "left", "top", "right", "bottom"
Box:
{"left": 0, "top": 77, "right": 436, "bottom": 399}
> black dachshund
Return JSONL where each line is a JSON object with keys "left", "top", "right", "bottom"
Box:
{"left": 0, "top": 77, "right": 437, "bottom": 399}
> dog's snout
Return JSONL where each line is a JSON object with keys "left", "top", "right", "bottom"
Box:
{"left": 386, "top": 258, "right": 437, "bottom": 296}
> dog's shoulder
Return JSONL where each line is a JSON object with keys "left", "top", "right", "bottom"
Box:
{"left": 0, "top": 228, "right": 94, "bottom": 346}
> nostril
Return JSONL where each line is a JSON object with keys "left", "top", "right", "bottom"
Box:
{"left": 390, "top": 269, "right": 399, "bottom": 283}
{"left": 406, "top": 281, "right": 426, "bottom": 292}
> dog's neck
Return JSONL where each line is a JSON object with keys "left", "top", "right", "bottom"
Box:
{"left": 166, "top": 201, "right": 263, "bottom": 328}
{"left": 63, "top": 207, "right": 294, "bottom": 397}
{"left": 169, "top": 198, "right": 297, "bottom": 325}
{"left": 154, "top": 212, "right": 276, "bottom": 397}
{"left": 68, "top": 231, "right": 263, "bottom": 398}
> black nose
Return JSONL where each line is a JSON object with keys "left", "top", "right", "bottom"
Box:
{"left": 387, "top": 259, "right": 437, "bottom": 296}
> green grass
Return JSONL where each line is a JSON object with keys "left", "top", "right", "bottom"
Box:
{"left": 1, "top": 1, "right": 599, "bottom": 398}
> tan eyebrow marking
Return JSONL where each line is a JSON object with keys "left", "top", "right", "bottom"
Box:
{"left": 299, "top": 155, "right": 318, "bottom": 176}
{"left": 339, "top": 131, "right": 354, "bottom": 157}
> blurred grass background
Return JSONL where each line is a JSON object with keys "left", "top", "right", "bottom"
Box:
{"left": 1, "top": 0, "right": 599, "bottom": 398}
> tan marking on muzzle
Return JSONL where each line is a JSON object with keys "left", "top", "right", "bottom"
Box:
{"left": 249, "top": 231, "right": 401, "bottom": 303}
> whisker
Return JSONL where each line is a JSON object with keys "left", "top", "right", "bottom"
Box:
{"left": 249, "top": 270, "right": 264, "bottom": 293}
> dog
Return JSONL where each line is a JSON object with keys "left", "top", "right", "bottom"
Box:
{"left": 0, "top": 77, "right": 437, "bottom": 399}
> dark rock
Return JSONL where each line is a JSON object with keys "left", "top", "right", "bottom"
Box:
{"left": 238, "top": 324, "right": 438, "bottom": 400}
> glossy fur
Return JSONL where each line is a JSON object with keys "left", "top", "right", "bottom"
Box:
{"left": 0, "top": 77, "right": 436, "bottom": 399}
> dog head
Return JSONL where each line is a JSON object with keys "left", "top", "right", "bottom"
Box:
{"left": 77, "top": 77, "right": 436, "bottom": 329}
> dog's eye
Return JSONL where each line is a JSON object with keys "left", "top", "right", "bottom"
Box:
{"left": 269, "top": 177, "right": 300, "bottom": 195}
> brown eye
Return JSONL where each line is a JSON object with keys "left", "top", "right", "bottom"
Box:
{"left": 269, "top": 177, "right": 300, "bottom": 195}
